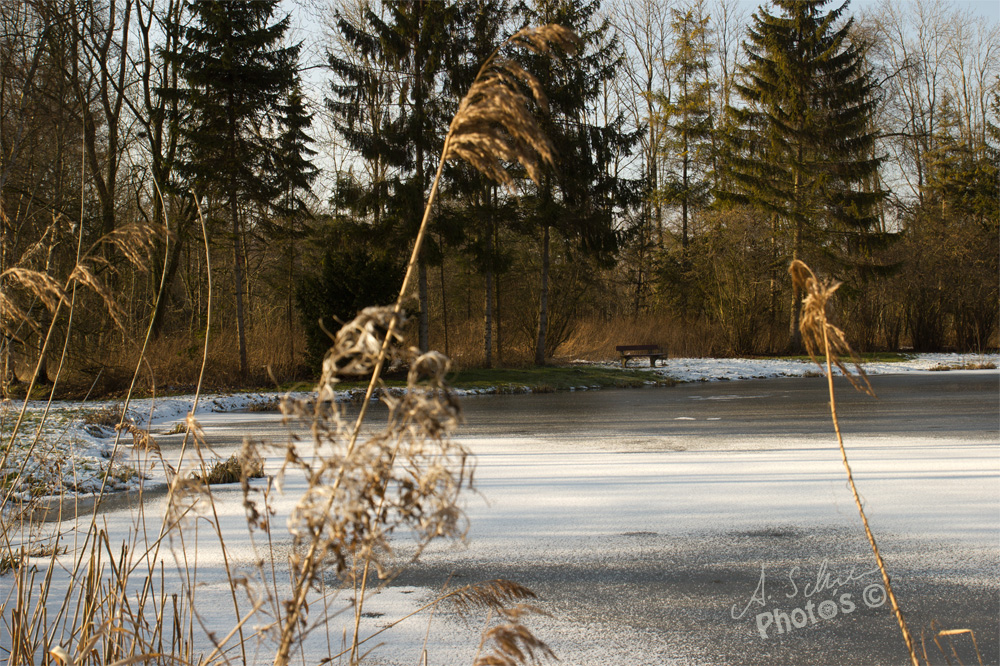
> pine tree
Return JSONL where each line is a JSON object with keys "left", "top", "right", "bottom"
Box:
{"left": 723, "top": 0, "right": 882, "bottom": 349}
{"left": 270, "top": 83, "right": 317, "bottom": 368}
{"left": 440, "top": 0, "right": 513, "bottom": 368}
{"left": 327, "top": 0, "right": 458, "bottom": 353}
{"left": 515, "top": 0, "right": 637, "bottom": 365}
{"left": 272, "top": 84, "right": 318, "bottom": 219}
{"left": 176, "top": 0, "right": 302, "bottom": 378}
{"left": 658, "top": 3, "right": 715, "bottom": 252}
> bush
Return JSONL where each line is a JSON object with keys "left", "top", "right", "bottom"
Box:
{"left": 296, "top": 232, "right": 404, "bottom": 369}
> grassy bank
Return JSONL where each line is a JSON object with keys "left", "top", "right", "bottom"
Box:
{"left": 333, "top": 364, "right": 675, "bottom": 394}
{"left": 449, "top": 364, "right": 675, "bottom": 392}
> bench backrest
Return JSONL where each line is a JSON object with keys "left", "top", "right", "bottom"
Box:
{"left": 616, "top": 344, "right": 661, "bottom": 352}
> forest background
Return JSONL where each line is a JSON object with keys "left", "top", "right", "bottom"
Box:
{"left": 1, "top": 0, "right": 997, "bottom": 396}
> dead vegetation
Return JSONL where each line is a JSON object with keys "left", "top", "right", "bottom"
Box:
{"left": 792, "top": 259, "right": 984, "bottom": 666}
{"left": 0, "top": 23, "right": 571, "bottom": 666}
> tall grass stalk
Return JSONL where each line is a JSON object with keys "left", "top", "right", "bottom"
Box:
{"left": 791, "top": 259, "right": 918, "bottom": 666}
{"left": 273, "top": 25, "right": 577, "bottom": 665}
{"left": 3, "top": 24, "right": 575, "bottom": 666}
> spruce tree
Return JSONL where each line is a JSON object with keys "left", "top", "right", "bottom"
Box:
{"left": 723, "top": 0, "right": 882, "bottom": 348}
{"left": 658, "top": 4, "right": 715, "bottom": 252}
{"left": 441, "top": 0, "right": 513, "bottom": 367}
{"left": 327, "top": 0, "right": 458, "bottom": 352}
{"left": 515, "top": 0, "right": 637, "bottom": 365}
{"left": 270, "top": 82, "right": 318, "bottom": 367}
{"left": 177, "top": 0, "right": 302, "bottom": 378}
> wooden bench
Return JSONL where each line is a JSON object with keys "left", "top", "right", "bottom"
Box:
{"left": 616, "top": 344, "right": 667, "bottom": 368}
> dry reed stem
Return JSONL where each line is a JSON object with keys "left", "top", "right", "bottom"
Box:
{"left": 444, "top": 24, "right": 577, "bottom": 191}
{"left": 790, "top": 259, "right": 918, "bottom": 666}
{"left": 2, "top": 175, "right": 174, "bottom": 664}
{"left": 474, "top": 604, "right": 556, "bottom": 666}
{"left": 274, "top": 24, "right": 574, "bottom": 666}
{"left": 0, "top": 216, "right": 164, "bottom": 501}
{"left": 321, "top": 579, "right": 541, "bottom": 662}
{"left": 2, "top": 188, "right": 226, "bottom": 666}
{"left": 0, "top": 24, "right": 571, "bottom": 666}
{"left": 933, "top": 626, "right": 984, "bottom": 666}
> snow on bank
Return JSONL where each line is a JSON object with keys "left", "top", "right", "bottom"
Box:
{"left": 583, "top": 351, "right": 999, "bottom": 383}
{"left": 2, "top": 353, "right": 995, "bottom": 501}
{"left": 0, "top": 392, "right": 308, "bottom": 500}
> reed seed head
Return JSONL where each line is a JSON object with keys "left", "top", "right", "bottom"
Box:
{"left": 790, "top": 259, "right": 874, "bottom": 396}
{"left": 444, "top": 24, "right": 580, "bottom": 191}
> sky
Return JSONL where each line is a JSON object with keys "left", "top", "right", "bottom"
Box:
{"left": 282, "top": 0, "right": 1000, "bottom": 203}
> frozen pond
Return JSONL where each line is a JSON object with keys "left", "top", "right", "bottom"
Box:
{"left": 4, "top": 371, "right": 997, "bottom": 665}
{"left": 384, "top": 373, "right": 999, "bottom": 665}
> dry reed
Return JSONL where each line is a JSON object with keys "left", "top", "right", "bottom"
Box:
{"left": 264, "top": 23, "right": 576, "bottom": 665}
{"left": 790, "top": 259, "right": 980, "bottom": 666}
{"left": 0, "top": 22, "right": 579, "bottom": 666}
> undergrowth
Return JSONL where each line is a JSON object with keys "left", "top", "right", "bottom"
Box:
{"left": 0, "top": 19, "right": 989, "bottom": 666}
{"left": 0, "top": 23, "right": 574, "bottom": 666}
{"left": 196, "top": 452, "right": 264, "bottom": 485}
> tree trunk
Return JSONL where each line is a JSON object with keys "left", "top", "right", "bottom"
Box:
{"left": 286, "top": 242, "right": 296, "bottom": 368}
{"left": 534, "top": 223, "right": 550, "bottom": 366}
{"left": 769, "top": 212, "right": 779, "bottom": 320}
{"left": 788, "top": 220, "right": 803, "bottom": 352}
{"left": 418, "top": 260, "right": 429, "bottom": 353}
{"left": 231, "top": 193, "right": 248, "bottom": 378}
{"left": 484, "top": 198, "right": 494, "bottom": 368}
{"left": 150, "top": 211, "right": 188, "bottom": 338}
{"left": 438, "top": 238, "right": 449, "bottom": 357}
{"left": 681, "top": 143, "right": 689, "bottom": 250}
{"left": 414, "top": 0, "right": 429, "bottom": 354}
{"left": 495, "top": 226, "right": 503, "bottom": 366}
{"left": 788, "top": 155, "right": 804, "bottom": 352}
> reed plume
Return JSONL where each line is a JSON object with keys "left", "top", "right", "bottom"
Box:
{"left": 791, "top": 259, "right": 917, "bottom": 666}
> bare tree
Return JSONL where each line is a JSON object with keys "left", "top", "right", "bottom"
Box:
{"left": 609, "top": 0, "right": 672, "bottom": 314}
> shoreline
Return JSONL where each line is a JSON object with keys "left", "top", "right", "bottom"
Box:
{"left": 2, "top": 353, "right": 996, "bottom": 505}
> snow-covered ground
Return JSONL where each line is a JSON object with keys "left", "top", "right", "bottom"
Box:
{"left": 585, "top": 351, "right": 998, "bottom": 383}
{"left": 3, "top": 369, "right": 995, "bottom": 665}
{"left": 1, "top": 352, "right": 995, "bottom": 502}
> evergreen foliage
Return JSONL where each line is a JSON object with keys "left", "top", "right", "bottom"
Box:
{"left": 440, "top": 0, "right": 514, "bottom": 367}
{"left": 514, "top": 0, "right": 637, "bottom": 364}
{"left": 721, "top": 0, "right": 883, "bottom": 347}
{"left": 272, "top": 84, "right": 319, "bottom": 221}
{"left": 177, "top": 0, "right": 301, "bottom": 209}
{"left": 295, "top": 224, "right": 405, "bottom": 368}
{"left": 326, "top": 0, "right": 459, "bottom": 352}
{"left": 658, "top": 3, "right": 716, "bottom": 251}
{"left": 175, "top": 0, "right": 306, "bottom": 377}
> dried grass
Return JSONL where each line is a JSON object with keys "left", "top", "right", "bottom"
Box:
{"left": 269, "top": 324, "right": 473, "bottom": 662}
{"left": 265, "top": 24, "right": 579, "bottom": 665}
{"left": 555, "top": 315, "right": 722, "bottom": 362}
{"left": 927, "top": 361, "right": 996, "bottom": 371}
{"left": 108, "top": 315, "right": 308, "bottom": 390}
{"left": 444, "top": 25, "right": 579, "bottom": 190}
{"left": 196, "top": 451, "right": 264, "bottom": 485}
{"left": 0, "top": 22, "right": 575, "bottom": 666}
{"left": 81, "top": 403, "right": 128, "bottom": 428}
{"left": 67, "top": 264, "right": 126, "bottom": 331}
{"left": 474, "top": 604, "right": 557, "bottom": 666}
{"left": 792, "top": 259, "right": 920, "bottom": 665}
{"left": 1, "top": 267, "right": 66, "bottom": 313}
{"left": 790, "top": 260, "right": 873, "bottom": 396}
